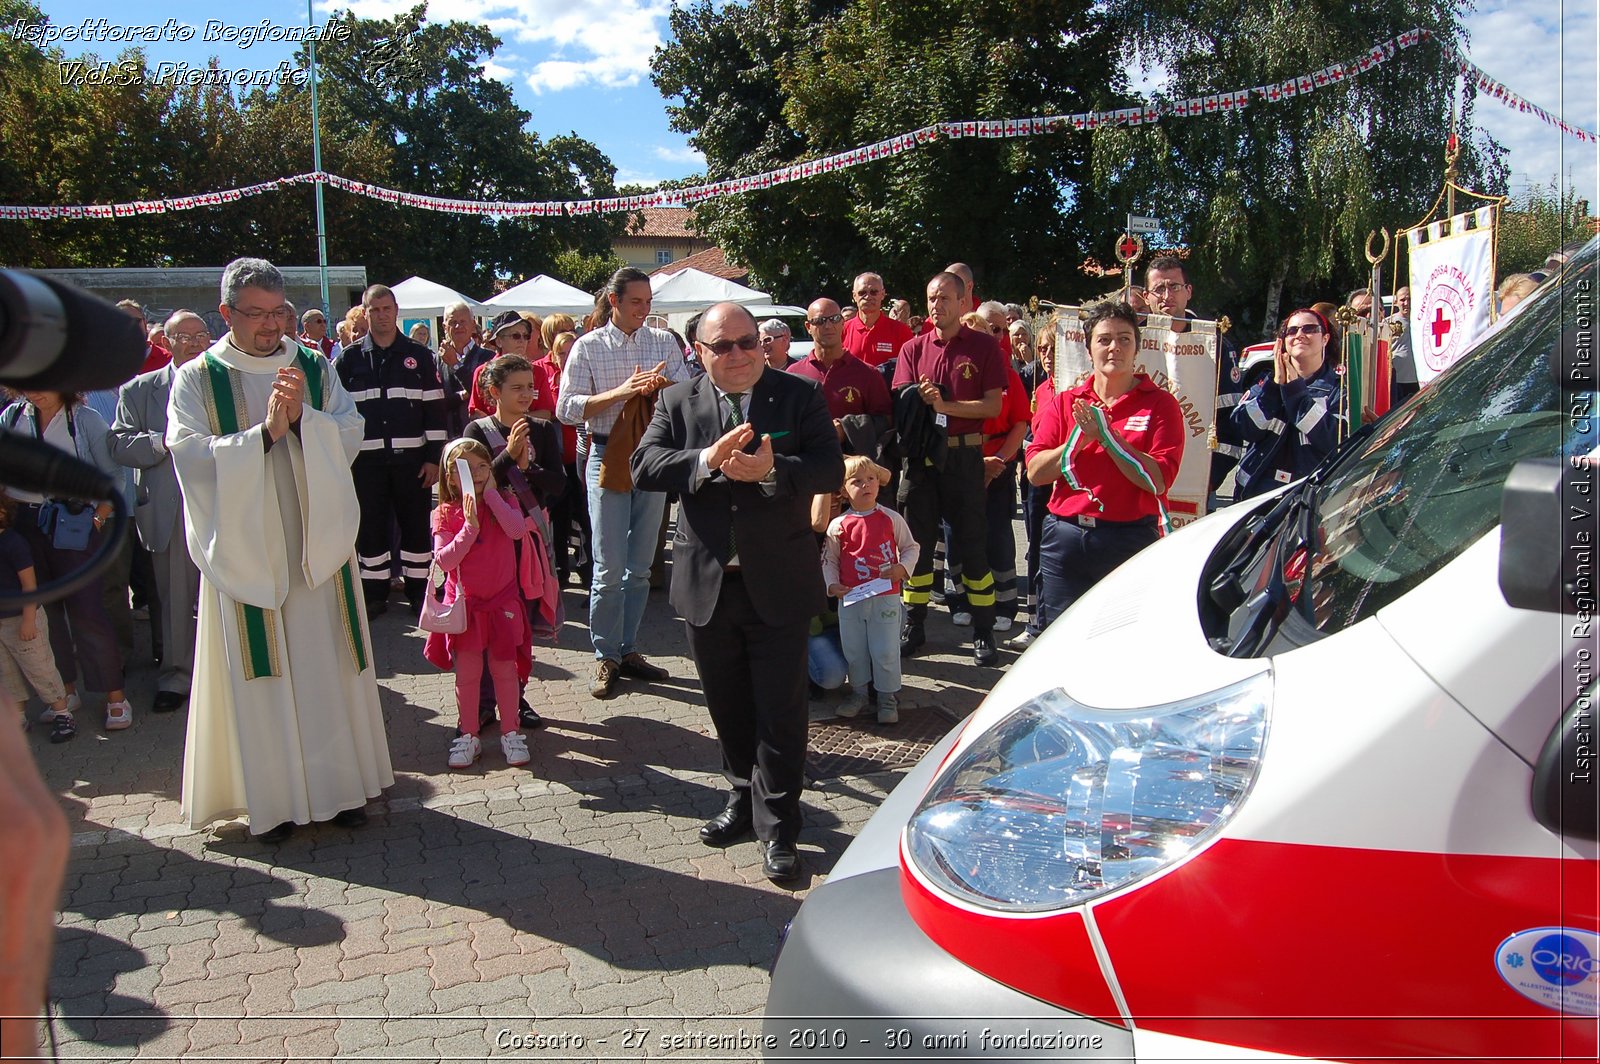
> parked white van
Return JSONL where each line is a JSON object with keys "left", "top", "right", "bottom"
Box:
{"left": 764, "top": 242, "right": 1597, "bottom": 1061}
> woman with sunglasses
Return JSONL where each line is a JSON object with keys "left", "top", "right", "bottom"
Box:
{"left": 1231, "top": 308, "right": 1343, "bottom": 499}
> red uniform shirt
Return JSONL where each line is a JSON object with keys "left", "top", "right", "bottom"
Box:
{"left": 981, "top": 363, "right": 1032, "bottom": 458}
{"left": 892, "top": 324, "right": 1007, "bottom": 436}
{"left": 788, "top": 350, "right": 892, "bottom": 420}
{"left": 530, "top": 356, "right": 573, "bottom": 459}
{"left": 842, "top": 314, "right": 915, "bottom": 368}
{"left": 139, "top": 341, "right": 171, "bottom": 374}
{"left": 1024, "top": 374, "right": 1185, "bottom": 521}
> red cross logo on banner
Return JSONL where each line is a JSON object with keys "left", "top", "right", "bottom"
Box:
{"left": 1430, "top": 305, "right": 1453, "bottom": 348}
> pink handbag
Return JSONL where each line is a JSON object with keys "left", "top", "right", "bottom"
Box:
{"left": 417, "top": 559, "right": 467, "bottom": 634}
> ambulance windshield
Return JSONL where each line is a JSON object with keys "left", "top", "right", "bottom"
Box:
{"left": 1306, "top": 242, "right": 1596, "bottom": 634}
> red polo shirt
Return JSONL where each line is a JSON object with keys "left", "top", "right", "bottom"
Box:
{"left": 892, "top": 324, "right": 1007, "bottom": 436}
{"left": 981, "top": 363, "right": 1032, "bottom": 458}
{"left": 842, "top": 314, "right": 915, "bottom": 367}
{"left": 788, "top": 350, "right": 892, "bottom": 419}
{"left": 1025, "top": 374, "right": 1185, "bottom": 521}
{"left": 139, "top": 341, "right": 171, "bottom": 374}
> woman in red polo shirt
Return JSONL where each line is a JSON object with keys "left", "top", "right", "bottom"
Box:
{"left": 1024, "top": 301, "right": 1185, "bottom": 634}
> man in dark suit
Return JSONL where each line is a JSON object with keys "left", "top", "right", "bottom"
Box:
{"left": 632, "top": 302, "right": 844, "bottom": 881}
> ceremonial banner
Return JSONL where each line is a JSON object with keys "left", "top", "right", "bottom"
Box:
{"left": 1408, "top": 205, "right": 1496, "bottom": 387}
{"left": 1052, "top": 308, "right": 1220, "bottom": 526}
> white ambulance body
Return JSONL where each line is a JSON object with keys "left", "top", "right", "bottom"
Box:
{"left": 764, "top": 243, "right": 1598, "bottom": 1061}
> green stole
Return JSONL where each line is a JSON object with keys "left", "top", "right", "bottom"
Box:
{"left": 199, "top": 346, "right": 369, "bottom": 680}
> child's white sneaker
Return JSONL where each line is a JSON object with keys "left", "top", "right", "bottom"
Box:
{"left": 835, "top": 692, "right": 867, "bottom": 719}
{"left": 501, "top": 731, "right": 531, "bottom": 767}
{"left": 876, "top": 692, "right": 900, "bottom": 725}
{"left": 447, "top": 733, "right": 481, "bottom": 769}
{"left": 104, "top": 700, "right": 133, "bottom": 731}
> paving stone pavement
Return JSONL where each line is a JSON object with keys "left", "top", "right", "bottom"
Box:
{"left": 28, "top": 513, "right": 1029, "bottom": 1061}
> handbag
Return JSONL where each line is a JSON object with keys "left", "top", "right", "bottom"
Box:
{"left": 417, "top": 559, "right": 467, "bottom": 634}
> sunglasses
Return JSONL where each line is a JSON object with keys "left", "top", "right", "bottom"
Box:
{"left": 807, "top": 314, "right": 844, "bottom": 326}
{"left": 701, "top": 335, "right": 761, "bottom": 355}
{"left": 1282, "top": 323, "right": 1324, "bottom": 337}
{"left": 499, "top": 330, "right": 531, "bottom": 341}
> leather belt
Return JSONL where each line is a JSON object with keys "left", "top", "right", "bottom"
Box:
{"left": 589, "top": 433, "right": 609, "bottom": 444}
{"left": 1064, "top": 514, "right": 1157, "bottom": 529}
{"left": 949, "top": 432, "right": 984, "bottom": 448}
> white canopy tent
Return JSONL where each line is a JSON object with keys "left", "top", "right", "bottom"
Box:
{"left": 388, "top": 276, "right": 491, "bottom": 319}
{"left": 648, "top": 268, "right": 772, "bottom": 312}
{"left": 483, "top": 274, "right": 596, "bottom": 316}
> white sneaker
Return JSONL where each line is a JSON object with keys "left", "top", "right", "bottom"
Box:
{"left": 1006, "top": 630, "right": 1037, "bottom": 650}
{"left": 993, "top": 616, "right": 1013, "bottom": 633}
{"left": 41, "top": 692, "right": 81, "bottom": 723}
{"left": 835, "top": 693, "right": 867, "bottom": 719}
{"left": 951, "top": 611, "right": 973, "bottom": 627}
{"left": 502, "top": 731, "right": 531, "bottom": 767}
{"left": 447, "top": 733, "right": 481, "bottom": 769}
{"left": 104, "top": 700, "right": 133, "bottom": 731}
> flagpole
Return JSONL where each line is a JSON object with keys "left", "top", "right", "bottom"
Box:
{"left": 308, "top": 0, "right": 330, "bottom": 316}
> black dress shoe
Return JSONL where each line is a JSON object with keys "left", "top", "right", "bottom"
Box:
{"left": 332, "top": 807, "right": 368, "bottom": 828}
{"left": 365, "top": 599, "right": 388, "bottom": 618}
{"left": 973, "top": 632, "right": 998, "bottom": 667}
{"left": 518, "top": 697, "right": 546, "bottom": 730}
{"left": 761, "top": 840, "right": 802, "bottom": 881}
{"left": 152, "top": 691, "right": 187, "bottom": 712}
{"left": 900, "top": 624, "right": 925, "bottom": 656}
{"left": 698, "top": 800, "right": 754, "bottom": 846}
{"left": 254, "top": 821, "right": 295, "bottom": 843}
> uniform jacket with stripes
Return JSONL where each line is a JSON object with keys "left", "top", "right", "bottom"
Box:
{"left": 1199, "top": 312, "right": 1246, "bottom": 489}
{"left": 1231, "top": 359, "right": 1342, "bottom": 499}
{"left": 333, "top": 333, "right": 450, "bottom": 466}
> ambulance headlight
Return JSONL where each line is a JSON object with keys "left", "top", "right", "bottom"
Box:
{"left": 905, "top": 672, "right": 1271, "bottom": 913}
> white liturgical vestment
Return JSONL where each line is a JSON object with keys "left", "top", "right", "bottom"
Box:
{"left": 168, "top": 336, "right": 393, "bottom": 829}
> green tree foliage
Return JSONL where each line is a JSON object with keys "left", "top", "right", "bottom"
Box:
{"left": 1496, "top": 183, "right": 1593, "bottom": 276}
{"left": 0, "top": 0, "right": 622, "bottom": 296}
{"left": 652, "top": 0, "right": 1118, "bottom": 306}
{"left": 1088, "top": 0, "right": 1507, "bottom": 337}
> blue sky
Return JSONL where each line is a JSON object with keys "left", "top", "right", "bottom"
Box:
{"left": 23, "top": 0, "right": 1599, "bottom": 208}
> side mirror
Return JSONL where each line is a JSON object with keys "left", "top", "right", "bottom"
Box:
{"left": 1498, "top": 457, "right": 1582, "bottom": 613}
{"left": 1532, "top": 687, "right": 1600, "bottom": 840}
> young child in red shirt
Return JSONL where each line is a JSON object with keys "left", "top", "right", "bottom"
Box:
{"left": 821, "top": 456, "right": 920, "bottom": 723}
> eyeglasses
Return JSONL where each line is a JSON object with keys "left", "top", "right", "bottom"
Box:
{"left": 1282, "top": 323, "right": 1324, "bottom": 337}
{"left": 701, "top": 335, "right": 761, "bottom": 355}
{"left": 1149, "top": 282, "right": 1189, "bottom": 296}
{"left": 230, "top": 304, "right": 292, "bottom": 323}
{"left": 807, "top": 314, "right": 844, "bottom": 326}
{"left": 169, "top": 331, "right": 210, "bottom": 343}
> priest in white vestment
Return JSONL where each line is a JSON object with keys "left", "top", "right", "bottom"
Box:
{"left": 168, "top": 257, "right": 393, "bottom": 841}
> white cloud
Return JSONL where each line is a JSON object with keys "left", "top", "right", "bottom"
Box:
{"left": 480, "top": 56, "right": 517, "bottom": 83}
{"left": 653, "top": 144, "right": 705, "bottom": 165}
{"left": 614, "top": 166, "right": 666, "bottom": 187}
{"left": 1462, "top": 3, "right": 1599, "bottom": 203}
{"left": 322, "top": 0, "right": 671, "bottom": 94}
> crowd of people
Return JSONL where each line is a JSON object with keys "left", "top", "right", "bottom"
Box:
{"left": 2, "top": 252, "right": 1442, "bottom": 881}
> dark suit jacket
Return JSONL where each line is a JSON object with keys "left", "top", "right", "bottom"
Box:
{"left": 632, "top": 368, "right": 843, "bottom": 628}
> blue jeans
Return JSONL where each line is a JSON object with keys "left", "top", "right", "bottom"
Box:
{"left": 585, "top": 447, "right": 666, "bottom": 661}
{"left": 807, "top": 627, "right": 847, "bottom": 690}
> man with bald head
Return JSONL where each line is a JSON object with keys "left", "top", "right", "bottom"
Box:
{"left": 789, "top": 296, "right": 892, "bottom": 454}
{"left": 893, "top": 271, "right": 1006, "bottom": 666}
{"left": 842, "top": 271, "right": 914, "bottom": 367}
{"left": 633, "top": 302, "right": 843, "bottom": 881}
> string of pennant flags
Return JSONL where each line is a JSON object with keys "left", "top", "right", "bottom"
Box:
{"left": 1, "top": 27, "right": 1592, "bottom": 223}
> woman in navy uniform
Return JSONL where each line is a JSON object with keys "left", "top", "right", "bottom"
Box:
{"left": 1232, "top": 307, "right": 1342, "bottom": 499}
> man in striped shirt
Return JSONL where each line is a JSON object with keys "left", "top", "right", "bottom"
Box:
{"left": 557, "top": 267, "right": 691, "bottom": 698}
{"left": 334, "top": 284, "right": 450, "bottom": 616}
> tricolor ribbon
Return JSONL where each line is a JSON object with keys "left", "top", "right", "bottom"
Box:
{"left": 1059, "top": 404, "right": 1172, "bottom": 537}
